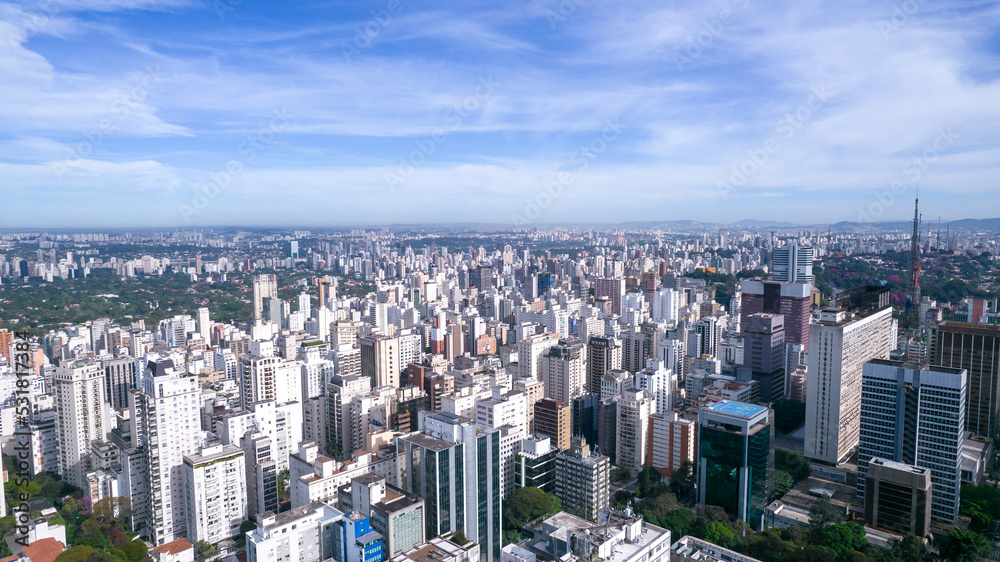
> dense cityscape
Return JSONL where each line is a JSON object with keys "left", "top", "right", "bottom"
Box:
{"left": 0, "top": 213, "right": 999, "bottom": 562}
{"left": 4, "top": 0, "right": 1000, "bottom": 561}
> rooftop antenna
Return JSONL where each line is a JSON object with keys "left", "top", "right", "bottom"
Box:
{"left": 909, "top": 196, "right": 922, "bottom": 307}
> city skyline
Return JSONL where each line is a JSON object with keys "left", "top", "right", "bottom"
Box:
{"left": 1, "top": 1, "right": 998, "bottom": 227}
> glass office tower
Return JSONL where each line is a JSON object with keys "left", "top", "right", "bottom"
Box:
{"left": 698, "top": 401, "right": 774, "bottom": 530}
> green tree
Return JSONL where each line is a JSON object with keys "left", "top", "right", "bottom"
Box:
{"left": 123, "top": 540, "right": 149, "bottom": 562}
{"left": 774, "top": 470, "right": 795, "bottom": 498}
{"left": 669, "top": 461, "right": 696, "bottom": 502}
{"left": 662, "top": 508, "right": 698, "bottom": 538}
{"left": 812, "top": 522, "right": 867, "bottom": 558}
{"left": 775, "top": 449, "right": 812, "bottom": 483}
{"left": 54, "top": 546, "right": 95, "bottom": 562}
{"left": 942, "top": 529, "right": 991, "bottom": 562}
{"left": 503, "top": 487, "right": 560, "bottom": 531}
{"left": 808, "top": 495, "right": 844, "bottom": 528}
{"left": 894, "top": 533, "right": 932, "bottom": 562}
{"left": 703, "top": 521, "right": 737, "bottom": 544}
{"left": 960, "top": 484, "right": 1000, "bottom": 529}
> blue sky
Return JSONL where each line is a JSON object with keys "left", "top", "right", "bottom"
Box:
{"left": 1, "top": 0, "right": 999, "bottom": 227}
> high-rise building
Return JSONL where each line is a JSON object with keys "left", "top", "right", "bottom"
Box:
{"left": 635, "top": 361, "right": 672, "bottom": 415}
{"left": 740, "top": 280, "right": 811, "bottom": 348}
{"left": 196, "top": 307, "right": 211, "bottom": 340}
{"left": 360, "top": 335, "right": 402, "bottom": 389}
{"left": 317, "top": 277, "right": 334, "bottom": 310}
{"left": 101, "top": 357, "right": 137, "bottom": 411}
{"left": 571, "top": 394, "right": 599, "bottom": 447}
{"left": 129, "top": 356, "right": 201, "bottom": 545}
{"left": 239, "top": 354, "right": 301, "bottom": 410}
{"left": 542, "top": 339, "right": 586, "bottom": 405}
{"left": 554, "top": 438, "right": 610, "bottom": 522}
{"left": 535, "top": 398, "right": 571, "bottom": 451}
{"left": 864, "top": 458, "right": 933, "bottom": 537}
{"left": 594, "top": 277, "right": 626, "bottom": 316}
{"left": 246, "top": 502, "right": 344, "bottom": 562}
{"left": 516, "top": 333, "right": 559, "bottom": 381}
{"left": 396, "top": 413, "right": 502, "bottom": 562}
{"left": 651, "top": 287, "right": 680, "bottom": 325}
{"left": 929, "top": 322, "right": 1000, "bottom": 437}
{"left": 586, "top": 336, "right": 622, "bottom": 394}
{"left": 804, "top": 306, "right": 893, "bottom": 465}
{"left": 621, "top": 329, "right": 650, "bottom": 373}
{"left": 741, "top": 313, "right": 786, "bottom": 402}
{"left": 616, "top": 388, "right": 655, "bottom": 472}
{"left": 337, "top": 475, "right": 425, "bottom": 559}
{"left": 54, "top": 359, "right": 111, "bottom": 489}
{"left": 252, "top": 274, "right": 277, "bottom": 322}
{"left": 649, "top": 412, "right": 696, "bottom": 477}
{"left": 697, "top": 401, "right": 774, "bottom": 530}
{"left": 183, "top": 444, "right": 247, "bottom": 544}
{"left": 857, "top": 360, "right": 966, "bottom": 522}
{"left": 771, "top": 241, "right": 813, "bottom": 284}
{"left": 0, "top": 329, "right": 12, "bottom": 364}
{"left": 513, "top": 435, "right": 557, "bottom": 493}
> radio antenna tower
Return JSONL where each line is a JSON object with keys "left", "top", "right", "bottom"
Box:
{"left": 909, "top": 197, "right": 921, "bottom": 308}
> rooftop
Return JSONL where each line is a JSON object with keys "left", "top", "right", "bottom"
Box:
{"left": 707, "top": 401, "right": 766, "bottom": 419}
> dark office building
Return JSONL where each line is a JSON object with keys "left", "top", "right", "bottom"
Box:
{"left": 930, "top": 321, "right": 1000, "bottom": 436}
{"left": 864, "top": 458, "right": 932, "bottom": 538}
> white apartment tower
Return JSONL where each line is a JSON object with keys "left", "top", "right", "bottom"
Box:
{"left": 804, "top": 306, "right": 893, "bottom": 464}
{"left": 54, "top": 359, "right": 111, "bottom": 489}
{"left": 542, "top": 340, "right": 586, "bottom": 405}
{"left": 184, "top": 444, "right": 247, "bottom": 544}
{"left": 616, "top": 388, "right": 656, "bottom": 472}
{"left": 130, "top": 356, "right": 201, "bottom": 545}
{"left": 252, "top": 274, "right": 278, "bottom": 322}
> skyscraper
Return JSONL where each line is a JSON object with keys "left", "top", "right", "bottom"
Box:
{"left": 542, "top": 339, "right": 586, "bottom": 405}
{"left": 771, "top": 241, "right": 813, "bottom": 284}
{"left": 857, "top": 360, "right": 966, "bottom": 523}
{"left": 396, "top": 412, "right": 502, "bottom": 562}
{"left": 804, "top": 305, "right": 893, "bottom": 465}
{"left": 54, "top": 359, "right": 111, "bottom": 489}
{"left": 184, "top": 444, "right": 247, "bottom": 544}
{"left": 740, "top": 280, "right": 811, "bottom": 348}
{"left": 101, "top": 356, "right": 137, "bottom": 411}
{"left": 697, "top": 401, "right": 774, "bottom": 530}
{"left": 616, "top": 388, "right": 655, "bottom": 472}
{"left": 554, "top": 438, "right": 609, "bottom": 522}
{"left": 535, "top": 398, "right": 571, "bottom": 451}
{"left": 929, "top": 322, "right": 1000, "bottom": 437}
{"left": 594, "top": 277, "right": 626, "bottom": 316}
{"left": 741, "top": 313, "right": 786, "bottom": 402}
{"left": 586, "top": 336, "right": 622, "bottom": 395}
{"left": 129, "top": 356, "right": 201, "bottom": 545}
{"left": 252, "top": 273, "right": 278, "bottom": 322}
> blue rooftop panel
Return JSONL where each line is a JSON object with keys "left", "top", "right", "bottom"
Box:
{"left": 710, "top": 401, "right": 766, "bottom": 418}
